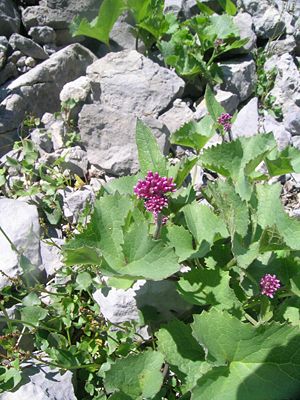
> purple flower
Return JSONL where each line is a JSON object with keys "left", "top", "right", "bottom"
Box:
{"left": 134, "top": 171, "right": 176, "bottom": 219}
{"left": 260, "top": 274, "right": 281, "bottom": 298}
{"left": 217, "top": 113, "right": 232, "bottom": 132}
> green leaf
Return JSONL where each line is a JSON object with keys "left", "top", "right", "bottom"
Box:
{"left": 168, "top": 156, "right": 198, "bottom": 188}
{"left": 183, "top": 202, "right": 228, "bottom": 250}
{"left": 196, "top": 0, "right": 214, "bottom": 15}
{"left": 70, "top": 0, "right": 125, "bottom": 45}
{"left": 167, "top": 225, "right": 197, "bottom": 262}
{"left": 204, "top": 85, "right": 225, "bottom": 123}
{"left": 170, "top": 115, "right": 215, "bottom": 152}
{"left": 104, "top": 350, "right": 164, "bottom": 399}
{"left": 256, "top": 183, "right": 300, "bottom": 250}
{"left": 191, "top": 309, "right": 300, "bottom": 400}
{"left": 104, "top": 175, "right": 140, "bottom": 195}
{"left": 127, "top": 0, "right": 151, "bottom": 22}
{"left": 217, "top": 0, "right": 237, "bottom": 15}
{"left": 178, "top": 268, "right": 241, "bottom": 310}
{"left": 76, "top": 271, "right": 92, "bottom": 290}
{"left": 205, "top": 14, "right": 239, "bottom": 38}
{"left": 20, "top": 306, "right": 48, "bottom": 326}
{"left": 157, "top": 320, "right": 209, "bottom": 393}
{"left": 63, "top": 193, "right": 133, "bottom": 267}
{"left": 22, "top": 292, "right": 41, "bottom": 306}
{"left": 136, "top": 119, "right": 167, "bottom": 176}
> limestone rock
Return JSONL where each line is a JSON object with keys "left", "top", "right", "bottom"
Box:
{"left": 86, "top": 49, "right": 184, "bottom": 117}
{"left": 28, "top": 26, "right": 56, "bottom": 45}
{"left": 60, "top": 146, "right": 89, "bottom": 177}
{"left": 262, "top": 113, "right": 291, "bottom": 150}
{"left": 219, "top": 56, "right": 257, "bottom": 102}
{"left": 60, "top": 76, "right": 91, "bottom": 104}
{"left": 159, "top": 99, "right": 194, "bottom": 133}
{"left": 0, "top": 198, "right": 42, "bottom": 289}
{"left": 194, "top": 89, "right": 239, "bottom": 120}
{"left": 231, "top": 97, "right": 259, "bottom": 139}
{"left": 284, "top": 104, "right": 300, "bottom": 136}
{"left": 60, "top": 186, "right": 95, "bottom": 224}
{"left": 9, "top": 33, "right": 49, "bottom": 60}
{"left": 78, "top": 104, "right": 170, "bottom": 175}
{"left": 233, "top": 12, "right": 257, "bottom": 53}
{"left": 0, "top": 361, "right": 76, "bottom": 400}
{"left": 0, "top": 0, "right": 20, "bottom": 38}
{"left": 40, "top": 238, "right": 64, "bottom": 276}
{"left": 0, "top": 44, "right": 96, "bottom": 142}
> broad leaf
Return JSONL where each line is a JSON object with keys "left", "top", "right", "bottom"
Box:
{"left": 136, "top": 119, "right": 167, "bottom": 176}
{"left": 204, "top": 85, "right": 225, "bottom": 122}
{"left": 157, "top": 320, "right": 209, "bottom": 393}
{"left": 217, "top": 0, "right": 237, "bottom": 15}
{"left": 70, "top": 0, "right": 125, "bottom": 45}
{"left": 104, "top": 350, "right": 164, "bottom": 399}
{"left": 191, "top": 309, "right": 300, "bottom": 400}
{"left": 170, "top": 115, "right": 215, "bottom": 152}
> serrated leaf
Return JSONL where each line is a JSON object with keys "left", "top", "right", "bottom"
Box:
{"left": 70, "top": 0, "right": 125, "bottom": 45}
{"left": 178, "top": 268, "right": 241, "bottom": 310}
{"left": 136, "top": 119, "right": 167, "bottom": 176}
{"left": 183, "top": 202, "right": 228, "bottom": 251}
{"left": 157, "top": 320, "right": 209, "bottom": 393}
{"left": 104, "top": 350, "right": 164, "bottom": 399}
{"left": 170, "top": 115, "right": 215, "bottom": 152}
{"left": 191, "top": 309, "right": 300, "bottom": 400}
{"left": 204, "top": 85, "right": 225, "bottom": 123}
{"left": 256, "top": 183, "right": 300, "bottom": 250}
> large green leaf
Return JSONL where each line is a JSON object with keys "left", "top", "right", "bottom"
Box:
{"left": 204, "top": 85, "right": 225, "bottom": 123}
{"left": 170, "top": 115, "right": 215, "bottom": 152}
{"left": 204, "top": 14, "right": 239, "bottom": 39}
{"left": 178, "top": 268, "right": 241, "bottom": 310}
{"left": 104, "top": 350, "right": 164, "bottom": 399}
{"left": 157, "top": 320, "right": 209, "bottom": 393}
{"left": 191, "top": 309, "right": 300, "bottom": 400}
{"left": 256, "top": 183, "right": 300, "bottom": 250}
{"left": 70, "top": 0, "right": 125, "bottom": 45}
{"left": 183, "top": 202, "right": 228, "bottom": 250}
{"left": 63, "top": 193, "right": 133, "bottom": 267}
{"left": 135, "top": 119, "right": 167, "bottom": 176}
{"left": 200, "top": 133, "right": 276, "bottom": 199}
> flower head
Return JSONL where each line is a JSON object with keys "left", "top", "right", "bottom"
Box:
{"left": 217, "top": 113, "right": 232, "bottom": 132}
{"left": 134, "top": 171, "right": 176, "bottom": 219}
{"left": 260, "top": 274, "right": 281, "bottom": 298}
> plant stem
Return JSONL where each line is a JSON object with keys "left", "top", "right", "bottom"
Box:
{"left": 154, "top": 213, "right": 163, "bottom": 240}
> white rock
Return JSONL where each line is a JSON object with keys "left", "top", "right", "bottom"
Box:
{"left": 284, "top": 104, "right": 300, "bottom": 136}
{"left": 219, "top": 56, "right": 257, "bottom": 102}
{"left": 60, "top": 146, "right": 89, "bottom": 177}
{"left": 233, "top": 12, "right": 257, "bottom": 53}
{"left": 231, "top": 97, "right": 259, "bottom": 139}
{"left": 78, "top": 104, "right": 170, "bottom": 176}
{"left": 0, "top": 198, "right": 42, "bottom": 289}
{"left": 159, "top": 99, "right": 194, "bottom": 133}
{"left": 0, "top": 361, "right": 76, "bottom": 400}
{"left": 262, "top": 113, "right": 291, "bottom": 150}
{"left": 60, "top": 76, "right": 91, "bottom": 104}
{"left": 86, "top": 49, "right": 184, "bottom": 118}
{"left": 194, "top": 89, "right": 239, "bottom": 120}
{"left": 40, "top": 238, "right": 64, "bottom": 276}
{"left": 60, "top": 186, "right": 95, "bottom": 224}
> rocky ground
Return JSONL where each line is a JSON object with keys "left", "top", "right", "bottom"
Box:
{"left": 0, "top": 0, "right": 300, "bottom": 398}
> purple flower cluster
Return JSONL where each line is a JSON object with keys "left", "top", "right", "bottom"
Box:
{"left": 134, "top": 171, "right": 176, "bottom": 221}
{"left": 217, "top": 113, "right": 232, "bottom": 132}
{"left": 260, "top": 274, "right": 281, "bottom": 298}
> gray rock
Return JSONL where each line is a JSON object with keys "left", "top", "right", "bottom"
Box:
{"left": 262, "top": 113, "right": 291, "bottom": 150}
{"left": 110, "top": 18, "right": 137, "bottom": 51}
{"left": 9, "top": 33, "right": 49, "bottom": 60}
{"left": 0, "top": 361, "right": 76, "bottom": 400}
{"left": 48, "top": 120, "right": 66, "bottom": 150}
{"left": 60, "top": 76, "right": 91, "bottom": 104}
{"left": 40, "top": 238, "right": 64, "bottom": 276}
{"left": 60, "top": 146, "right": 89, "bottom": 177}
{"left": 25, "top": 56, "right": 37, "bottom": 68}
{"left": 0, "top": 0, "right": 20, "bottom": 37}
{"left": 0, "top": 198, "right": 42, "bottom": 289}
{"left": 241, "top": 0, "right": 286, "bottom": 39}
{"left": 0, "top": 61, "right": 18, "bottom": 86}
{"left": 292, "top": 136, "right": 300, "bottom": 149}
{"left": 159, "top": 99, "right": 194, "bottom": 133}
{"left": 86, "top": 49, "right": 184, "bottom": 117}
{"left": 16, "top": 56, "right": 26, "bottom": 68}
{"left": 233, "top": 12, "right": 257, "bottom": 53}
{"left": 22, "top": 0, "right": 101, "bottom": 45}
{"left": 164, "top": 0, "right": 185, "bottom": 16}
{"left": 0, "top": 44, "right": 96, "bottom": 140}
{"left": 31, "top": 127, "right": 53, "bottom": 153}
{"left": 267, "top": 35, "right": 296, "bottom": 56}
{"left": 93, "top": 280, "right": 191, "bottom": 325}
{"left": 60, "top": 186, "right": 95, "bottom": 224}
{"left": 78, "top": 104, "right": 170, "bottom": 175}
{"left": 194, "top": 89, "right": 239, "bottom": 120}
{"left": 231, "top": 97, "right": 259, "bottom": 139}
{"left": 7, "top": 50, "right": 22, "bottom": 64}
{"left": 0, "top": 36, "right": 8, "bottom": 50}
{"left": 219, "top": 55, "right": 257, "bottom": 103}
{"left": 284, "top": 104, "right": 300, "bottom": 136}
{"left": 28, "top": 26, "right": 56, "bottom": 45}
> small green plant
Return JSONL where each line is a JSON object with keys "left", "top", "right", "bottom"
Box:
{"left": 255, "top": 48, "right": 283, "bottom": 120}
{"left": 2, "top": 88, "right": 300, "bottom": 398}
{"left": 71, "top": 0, "right": 247, "bottom": 84}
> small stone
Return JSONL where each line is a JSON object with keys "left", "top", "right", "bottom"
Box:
{"left": 25, "top": 56, "right": 37, "bottom": 68}
{"left": 267, "top": 35, "right": 296, "bottom": 56}
{"left": 231, "top": 97, "right": 259, "bottom": 139}
{"left": 0, "top": 61, "right": 18, "bottom": 85}
{"left": 7, "top": 50, "right": 22, "bottom": 64}
{"left": 284, "top": 104, "right": 300, "bottom": 136}
{"left": 60, "top": 75, "right": 91, "bottom": 104}
{"left": 60, "top": 146, "right": 89, "bottom": 177}
{"left": 28, "top": 25, "right": 56, "bottom": 45}
{"left": 48, "top": 119, "right": 66, "bottom": 150}
{"left": 30, "top": 127, "right": 53, "bottom": 153}
{"left": 16, "top": 55, "right": 27, "bottom": 67}
{"left": 9, "top": 33, "right": 49, "bottom": 60}
{"left": 158, "top": 99, "right": 194, "bottom": 133}
{"left": 262, "top": 113, "right": 291, "bottom": 150}
{"left": 60, "top": 186, "right": 95, "bottom": 224}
